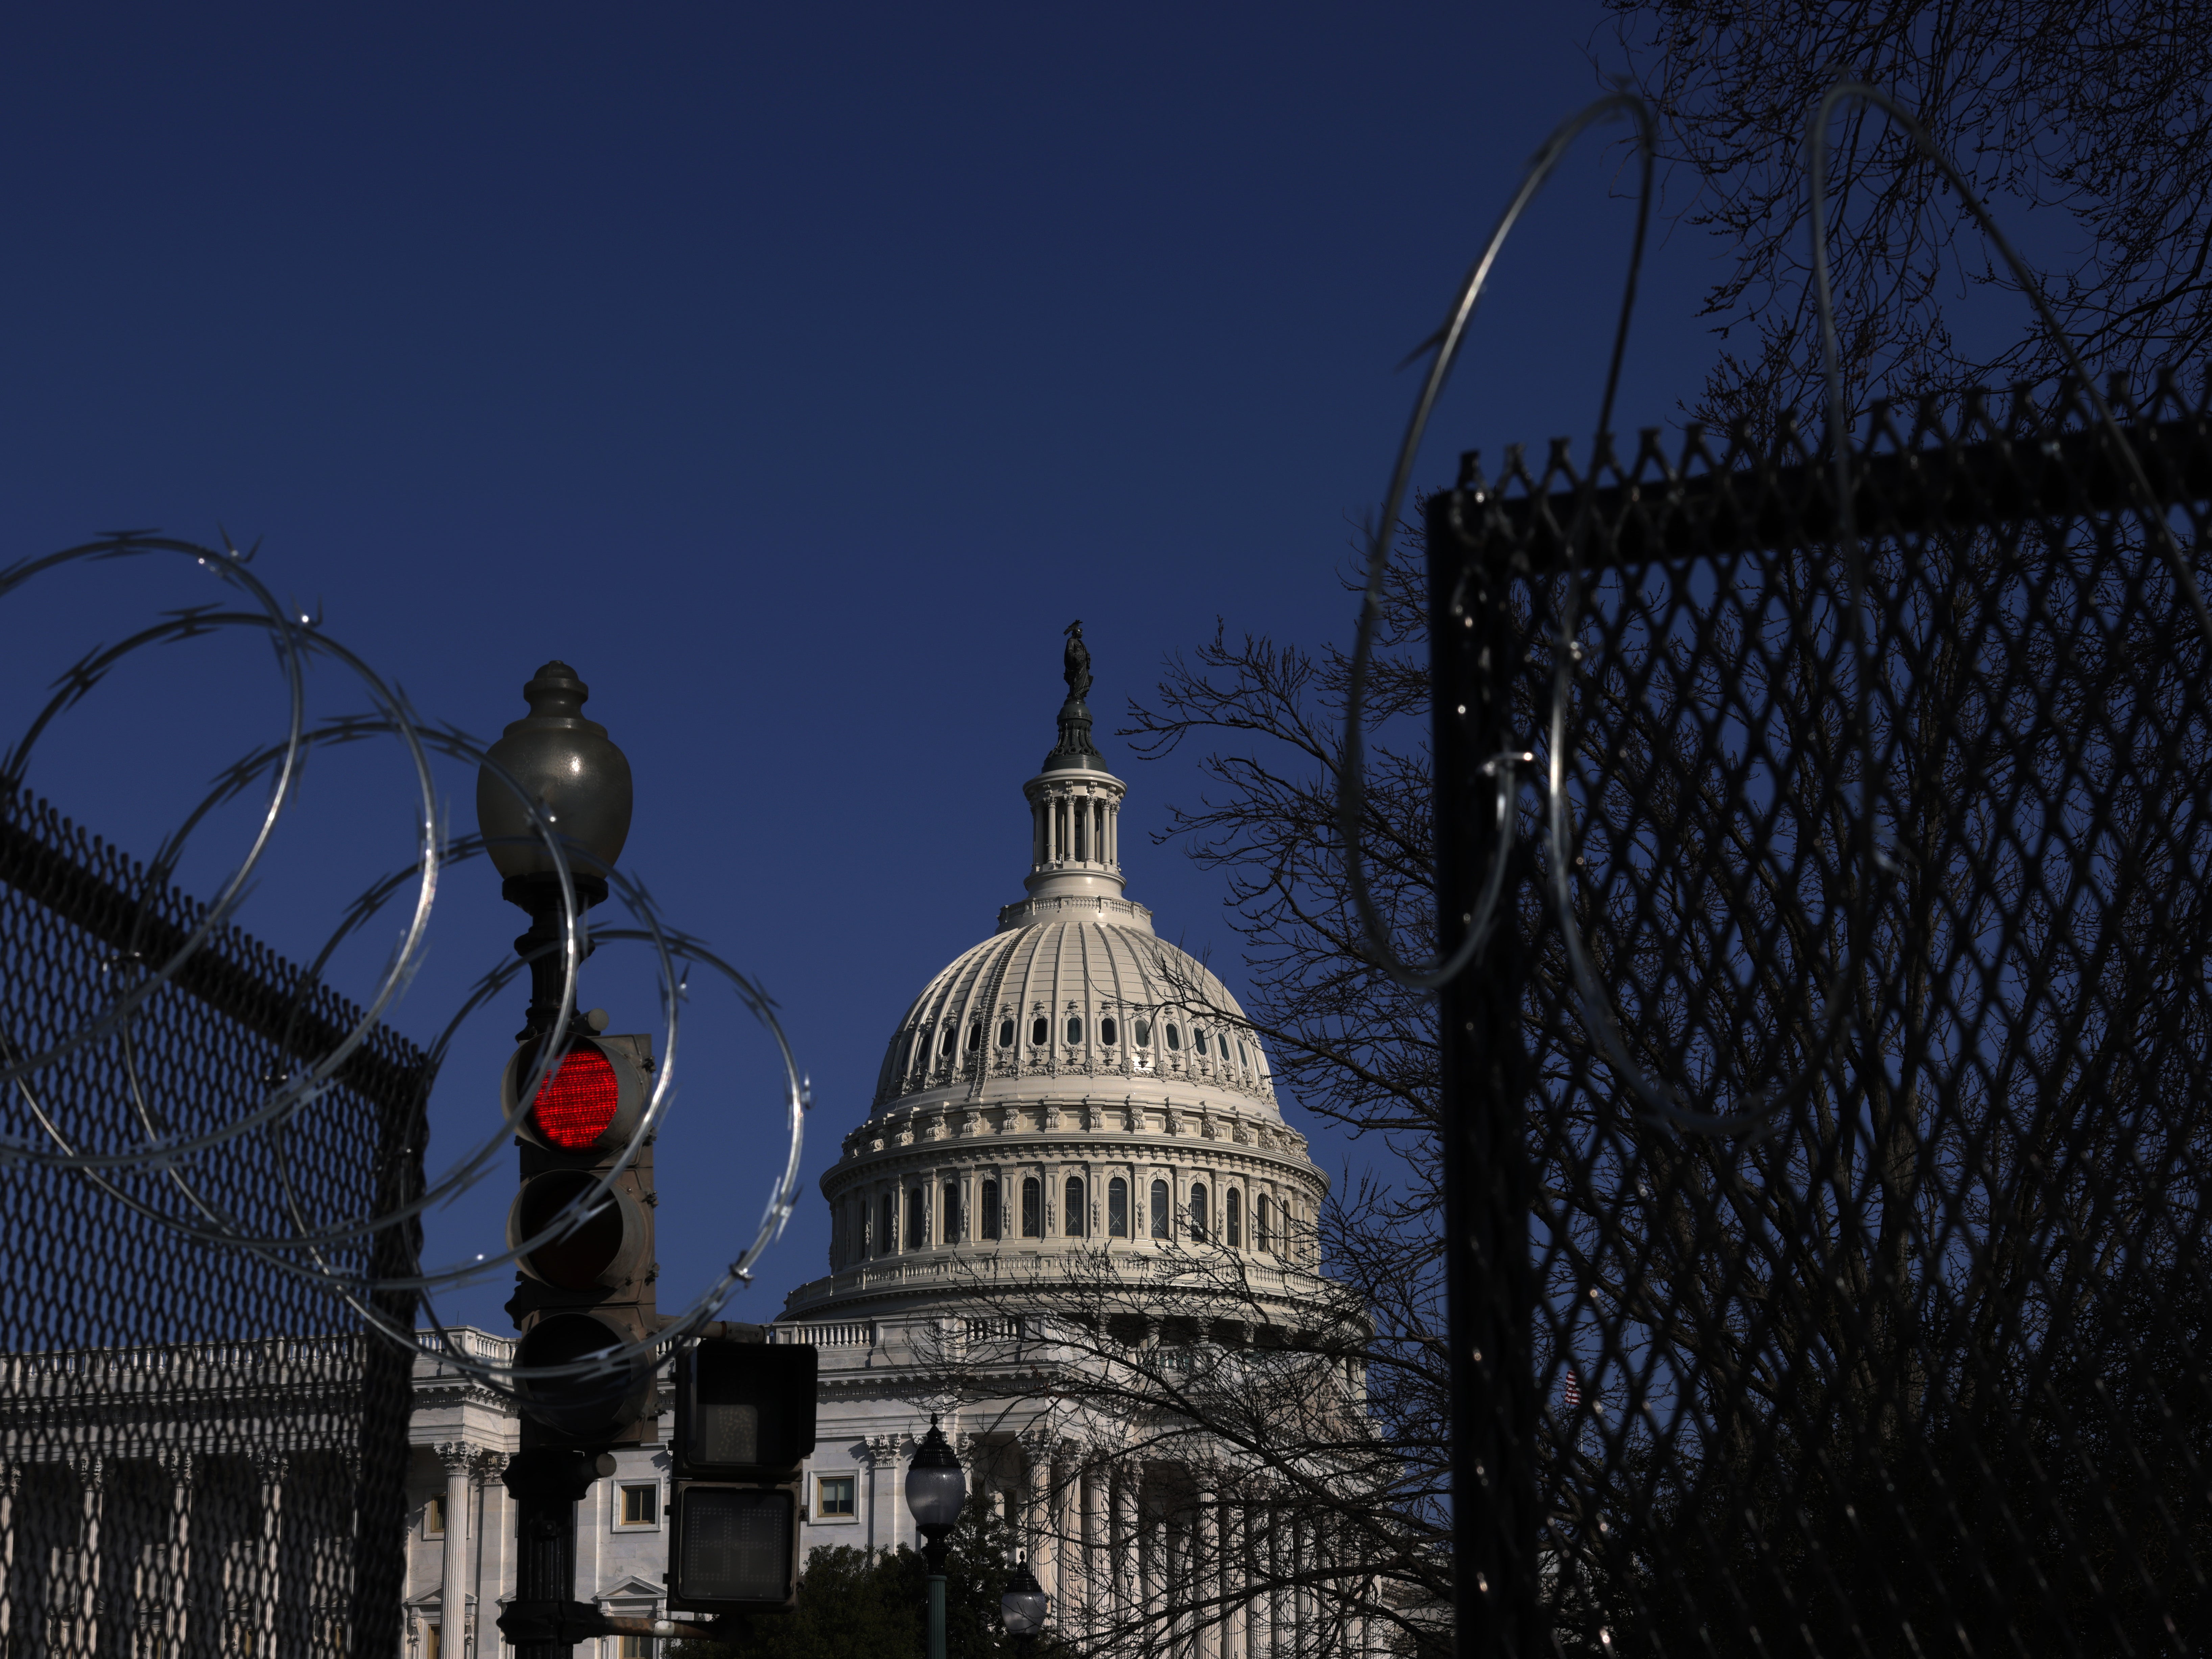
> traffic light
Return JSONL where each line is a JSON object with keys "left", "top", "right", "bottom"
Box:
{"left": 503, "top": 1031, "right": 660, "bottom": 1447}
{"left": 667, "top": 1332, "right": 819, "bottom": 1615}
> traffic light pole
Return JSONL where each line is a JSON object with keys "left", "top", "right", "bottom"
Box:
{"left": 500, "top": 1448, "right": 613, "bottom": 1655}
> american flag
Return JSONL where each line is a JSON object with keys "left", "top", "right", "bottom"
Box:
{"left": 1562, "top": 1370, "right": 1581, "bottom": 1411}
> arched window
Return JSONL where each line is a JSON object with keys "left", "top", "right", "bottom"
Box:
{"left": 881, "top": 1193, "right": 896, "bottom": 1255}
{"left": 1237, "top": 1038, "right": 1250, "bottom": 1066}
{"left": 1150, "top": 1180, "right": 1170, "bottom": 1239}
{"left": 1227, "top": 1188, "right": 1243, "bottom": 1247}
{"left": 1108, "top": 1177, "right": 1130, "bottom": 1236}
{"left": 981, "top": 1181, "right": 1001, "bottom": 1240}
{"left": 939, "top": 1028, "right": 955, "bottom": 1057}
{"left": 1021, "top": 1177, "right": 1043, "bottom": 1238}
{"left": 968, "top": 1023, "right": 982, "bottom": 1053}
{"left": 1065, "top": 1177, "right": 1086, "bottom": 1236}
{"left": 1031, "top": 1017, "right": 1048, "bottom": 1046}
{"left": 1256, "top": 1194, "right": 1273, "bottom": 1252}
{"left": 1135, "top": 1019, "right": 1152, "bottom": 1046}
{"left": 1066, "top": 1015, "right": 1083, "bottom": 1044}
{"left": 1165, "top": 1024, "right": 1182, "bottom": 1052}
{"left": 998, "top": 1019, "right": 1015, "bottom": 1048}
{"left": 1101, "top": 1017, "right": 1118, "bottom": 1045}
{"left": 1190, "top": 1183, "right": 1209, "bottom": 1242}
{"left": 1193, "top": 1028, "right": 1209, "bottom": 1056}
{"left": 906, "top": 1188, "right": 925, "bottom": 1250}
{"left": 943, "top": 1182, "right": 960, "bottom": 1244}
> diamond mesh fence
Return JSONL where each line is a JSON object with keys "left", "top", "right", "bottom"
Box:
{"left": 0, "top": 787, "right": 429, "bottom": 1657}
{"left": 1429, "top": 372, "right": 2212, "bottom": 1657}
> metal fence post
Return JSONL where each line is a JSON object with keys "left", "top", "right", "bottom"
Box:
{"left": 1427, "top": 491, "right": 1539, "bottom": 1656}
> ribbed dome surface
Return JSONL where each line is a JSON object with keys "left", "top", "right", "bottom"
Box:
{"left": 873, "top": 907, "right": 1280, "bottom": 1118}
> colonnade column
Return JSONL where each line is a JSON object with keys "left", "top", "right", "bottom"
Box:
{"left": 1143, "top": 1480, "right": 1168, "bottom": 1644}
{"left": 1265, "top": 1498, "right": 1287, "bottom": 1659}
{"left": 1022, "top": 1438, "right": 1051, "bottom": 1600}
{"left": 1048, "top": 1444, "right": 1078, "bottom": 1623}
{"left": 865, "top": 1436, "right": 894, "bottom": 1556}
{"left": 68, "top": 1453, "right": 105, "bottom": 1659}
{"left": 1114, "top": 1466, "right": 1141, "bottom": 1638}
{"left": 1080, "top": 1467, "right": 1105, "bottom": 1646}
{"left": 1241, "top": 1492, "right": 1266, "bottom": 1659}
{"left": 887, "top": 1433, "right": 909, "bottom": 1557}
{"left": 1195, "top": 1482, "right": 1221, "bottom": 1659}
{"left": 434, "top": 1443, "right": 473, "bottom": 1659}
{"left": 1293, "top": 1514, "right": 1315, "bottom": 1659}
{"left": 1221, "top": 1495, "right": 1244, "bottom": 1659}
{"left": 154, "top": 1450, "right": 194, "bottom": 1656}
{"left": 473, "top": 1449, "right": 506, "bottom": 1656}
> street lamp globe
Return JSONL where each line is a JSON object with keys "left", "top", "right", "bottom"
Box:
{"left": 1001, "top": 1553, "right": 1049, "bottom": 1635}
{"left": 906, "top": 1416, "right": 968, "bottom": 1541}
{"left": 475, "top": 660, "right": 634, "bottom": 882}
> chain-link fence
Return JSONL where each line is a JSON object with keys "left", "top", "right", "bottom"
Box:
{"left": 1430, "top": 372, "right": 2212, "bottom": 1656}
{"left": 0, "top": 785, "right": 429, "bottom": 1657}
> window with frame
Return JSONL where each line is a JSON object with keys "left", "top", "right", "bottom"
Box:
{"left": 1021, "top": 1177, "right": 1042, "bottom": 1237}
{"left": 1100, "top": 1016, "right": 1118, "bottom": 1045}
{"left": 817, "top": 1474, "right": 857, "bottom": 1518}
{"left": 1165, "top": 1024, "right": 1182, "bottom": 1051}
{"left": 968, "top": 1022, "right": 983, "bottom": 1053}
{"left": 1108, "top": 1177, "right": 1129, "bottom": 1236}
{"left": 1134, "top": 1019, "right": 1152, "bottom": 1046}
{"left": 906, "top": 1188, "right": 926, "bottom": 1250}
{"left": 1227, "top": 1188, "right": 1242, "bottom": 1247}
{"left": 424, "top": 1625, "right": 442, "bottom": 1659}
{"left": 998, "top": 1018, "right": 1015, "bottom": 1048}
{"left": 981, "top": 1180, "right": 1001, "bottom": 1240}
{"left": 1066, "top": 1015, "right": 1083, "bottom": 1044}
{"left": 1194, "top": 1027, "right": 1209, "bottom": 1056}
{"left": 943, "top": 1181, "right": 960, "bottom": 1244}
{"left": 1065, "top": 1177, "right": 1086, "bottom": 1236}
{"left": 618, "top": 1636, "right": 654, "bottom": 1659}
{"left": 880, "top": 1193, "right": 896, "bottom": 1255}
{"left": 1190, "top": 1182, "right": 1209, "bottom": 1242}
{"left": 1150, "top": 1179, "right": 1170, "bottom": 1238}
{"left": 1257, "top": 1194, "right": 1273, "bottom": 1251}
{"left": 616, "top": 1483, "right": 659, "bottom": 1528}
{"left": 1031, "top": 1016, "right": 1049, "bottom": 1045}
{"left": 423, "top": 1493, "right": 446, "bottom": 1539}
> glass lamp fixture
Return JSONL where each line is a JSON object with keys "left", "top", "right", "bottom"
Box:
{"left": 1001, "top": 1553, "right": 1049, "bottom": 1635}
{"left": 906, "top": 1416, "right": 968, "bottom": 1544}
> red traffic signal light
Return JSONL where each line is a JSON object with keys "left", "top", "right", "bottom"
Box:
{"left": 503, "top": 1031, "right": 660, "bottom": 1450}
{"left": 503, "top": 1035, "right": 650, "bottom": 1152}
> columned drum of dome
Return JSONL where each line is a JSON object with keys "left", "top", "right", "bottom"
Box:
{"left": 784, "top": 633, "right": 1330, "bottom": 1324}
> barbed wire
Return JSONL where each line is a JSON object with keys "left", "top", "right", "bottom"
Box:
{"left": 0, "top": 531, "right": 808, "bottom": 1394}
{"left": 1338, "top": 74, "right": 2212, "bottom": 1144}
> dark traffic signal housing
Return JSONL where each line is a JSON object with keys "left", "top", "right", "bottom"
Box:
{"left": 667, "top": 1332, "right": 819, "bottom": 1615}
{"left": 503, "top": 1032, "right": 660, "bottom": 1447}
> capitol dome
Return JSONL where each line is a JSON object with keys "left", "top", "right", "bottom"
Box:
{"left": 781, "top": 627, "right": 1330, "bottom": 1322}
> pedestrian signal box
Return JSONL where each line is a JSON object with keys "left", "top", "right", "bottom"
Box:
{"left": 667, "top": 1333, "right": 818, "bottom": 1614}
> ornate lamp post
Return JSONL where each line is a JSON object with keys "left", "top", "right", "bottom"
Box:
{"left": 477, "top": 660, "right": 635, "bottom": 1659}
{"left": 906, "top": 1418, "right": 968, "bottom": 1659}
{"left": 1000, "top": 1552, "right": 1050, "bottom": 1659}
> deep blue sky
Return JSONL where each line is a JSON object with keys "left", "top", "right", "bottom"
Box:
{"left": 0, "top": 3, "right": 1729, "bottom": 1330}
